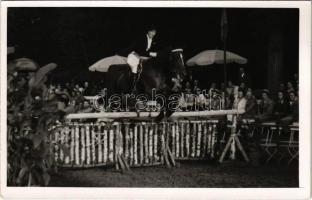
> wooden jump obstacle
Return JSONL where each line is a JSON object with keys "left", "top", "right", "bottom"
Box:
{"left": 51, "top": 120, "right": 221, "bottom": 169}
{"left": 52, "top": 109, "right": 247, "bottom": 170}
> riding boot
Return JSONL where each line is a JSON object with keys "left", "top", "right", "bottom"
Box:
{"left": 131, "top": 72, "right": 138, "bottom": 93}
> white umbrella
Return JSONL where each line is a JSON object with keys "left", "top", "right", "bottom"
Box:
{"left": 89, "top": 55, "right": 127, "bottom": 72}
{"left": 186, "top": 50, "right": 247, "bottom": 66}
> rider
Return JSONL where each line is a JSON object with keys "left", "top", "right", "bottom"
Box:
{"left": 127, "top": 25, "right": 159, "bottom": 92}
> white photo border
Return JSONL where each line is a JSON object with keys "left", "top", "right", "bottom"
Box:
{"left": 0, "top": 1, "right": 311, "bottom": 199}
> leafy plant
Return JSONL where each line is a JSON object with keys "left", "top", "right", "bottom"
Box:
{"left": 7, "top": 60, "right": 76, "bottom": 186}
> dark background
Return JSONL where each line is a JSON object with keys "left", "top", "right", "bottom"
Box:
{"left": 7, "top": 7, "right": 299, "bottom": 90}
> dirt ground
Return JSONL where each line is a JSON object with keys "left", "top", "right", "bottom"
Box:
{"left": 49, "top": 160, "right": 298, "bottom": 188}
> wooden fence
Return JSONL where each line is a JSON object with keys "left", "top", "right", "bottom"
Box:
{"left": 51, "top": 120, "right": 220, "bottom": 169}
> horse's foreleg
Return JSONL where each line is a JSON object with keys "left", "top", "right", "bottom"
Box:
{"left": 155, "top": 110, "right": 165, "bottom": 122}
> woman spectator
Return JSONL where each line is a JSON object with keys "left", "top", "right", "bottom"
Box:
{"left": 242, "top": 89, "right": 257, "bottom": 119}
{"left": 255, "top": 89, "right": 275, "bottom": 122}
{"left": 232, "top": 89, "right": 246, "bottom": 111}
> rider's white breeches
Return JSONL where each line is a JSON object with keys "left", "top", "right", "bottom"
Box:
{"left": 127, "top": 52, "right": 140, "bottom": 73}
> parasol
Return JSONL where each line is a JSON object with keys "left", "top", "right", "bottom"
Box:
{"left": 89, "top": 55, "right": 127, "bottom": 72}
{"left": 186, "top": 50, "right": 247, "bottom": 66}
{"left": 13, "top": 58, "right": 39, "bottom": 71}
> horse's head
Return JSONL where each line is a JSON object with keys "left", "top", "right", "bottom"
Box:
{"left": 169, "top": 49, "right": 187, "bottom": 80}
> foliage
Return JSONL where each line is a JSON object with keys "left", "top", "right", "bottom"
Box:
{"left": 7, "top": 59, "right": 82, "bottom": 186}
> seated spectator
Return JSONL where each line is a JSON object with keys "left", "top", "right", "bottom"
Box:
{"left": 286, "top": 81, "right": 295, "bottom": 94}
{"left": 220, "top": 82, "right": 226, "bottom": 92}
{"left": 280, "top": 91, "right": 298, "bottom": 124}
{"left": 185, "top": 88, "right": 195, "bottom": 111}
{"left": 239, "top": 82, "right": 247, "bottom": 94}
{"left": 273, "top": 91, "right": 288, "bottom": 120}
{"left": 83, "top": 81, "right": 92, "bottom": 96}
{"left": 232, "top": 89, "right": 246, "bottom": 111}
{"left": 293, "top": 73, "right": 299, "bottom": 86}
{"left": 209, "top": 82, "right": 217, "bottom": 93}
{"left": 79, "top": 100, "right": 94, "bottom": 113}
{"left": 185, "top": 81, "right": 191, "bottom": 91}
{"left": 255, "top": 89, "right": 275, "bottom": 122}
{"left": 178, "top": 92, "right": 187, "bottom": 111}
{"left": 226, "top": 81, "right": 234, "bottom": 97}
{"left": 194, "top": 88, "right": 206, "bottom": 111}
{"left": 279, "top": 83, "right": 286, "bottom": 93}
{"left": 242, "top": 89, "right": 257, "bottom": 118}
{"left": 193, "top": 80, "right": 199, "bottom": 92}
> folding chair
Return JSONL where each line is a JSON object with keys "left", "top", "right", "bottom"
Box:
{"left": 278, "top": 123, "right": 299, "bottom": 165}
{"left": 259, "top": 122, "right": 281, "bottom": 163}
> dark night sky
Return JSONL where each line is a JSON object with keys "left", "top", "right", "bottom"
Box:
{"left": 7, "top": 7, "right": 299, "bottom": 89}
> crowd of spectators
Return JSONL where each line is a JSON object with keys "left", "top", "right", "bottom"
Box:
{"left": 45, "top": 67, "right": 299, "bottom": 125}
{"left": 174, "top": 67, "right": 299, "bottom": 125}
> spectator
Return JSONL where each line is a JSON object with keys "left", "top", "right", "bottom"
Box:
{"left": 255, "top": 89, "right": 275, "bottom": 122}
{"left": 242, "top": 89, "right": 257, "bottom": 118}
{"left": 273, "top": 91, "right": 288, "bottom": 120}
{"left": 195, "top": 88, "right": 206, "bottom": 111}
{"left": 83, "top": 81, "right": 92, "bottom": 96}
{"left": 278, "top": 83, "right": 286, "bottom": 93}
{"left": 185, "top": 81, "right": 191, "bottom": 91}
{"left": 280, "top": 91, "right": 298, "bottom": 124}
{"left": 193, "top": 80, "right": 199, "bottom": 92}
{"left": 293, "top": 73, "right": 299, "bottom": 86}
{"left": 185, "top": 88, "right": 195, "bottom": 111}
{"left": 226, "top": 81, "right": 234, "bottom": 96}
{"left": 178, "top": 92, "right": 187, "bottom": 111}
{"left": 238, "top": 67, "right": 250, "bottom": 87}
{"left": 239, "top": 82, "right": 247, "bottom": 94}
{"left": 232, "top": 89, "right": 246, "bottom": 111}
{"left": 220, "top": 82, "right": 226, "bottom": 92}
{"left": 79, "top": 100, "right": 94, "bottom": 113}
{"left": 209, "top": 82, "right": 217, "bottom": 93}
{"left": 286, "top": 81, "right": 295, "bottom": 94}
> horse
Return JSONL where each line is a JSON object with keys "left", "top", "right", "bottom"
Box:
{"left": 105, "top": 48, "right": 187, "bottom": 121}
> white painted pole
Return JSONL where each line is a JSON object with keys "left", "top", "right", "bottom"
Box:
{"left": 70, "top": 125, "right": 75, "bottom": 164}
{"left": 134, "top": 124, "right": 138, "bottom": 165}
{"left": 103, "top": 127, "right": 108, "bottom": 163}
{"left": 97, "top": 125, "right": 102, "bottom": 164}
{"left": 81, "top": 127, "right": 85, "bottom": 165}
{"left": 66, "top": 110, "right": 245, "bottom": 119}
{"left": 86, "top": 124, "right": 91, "bottom": 165}
{"left": 64, "top": 127, "right": 70, "bottom": 164}
{"left": 75, "top": 124, "right": 80, "bottom": 166}
{"left": 181, "top": 122, "right": 184, "bottom": 158}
